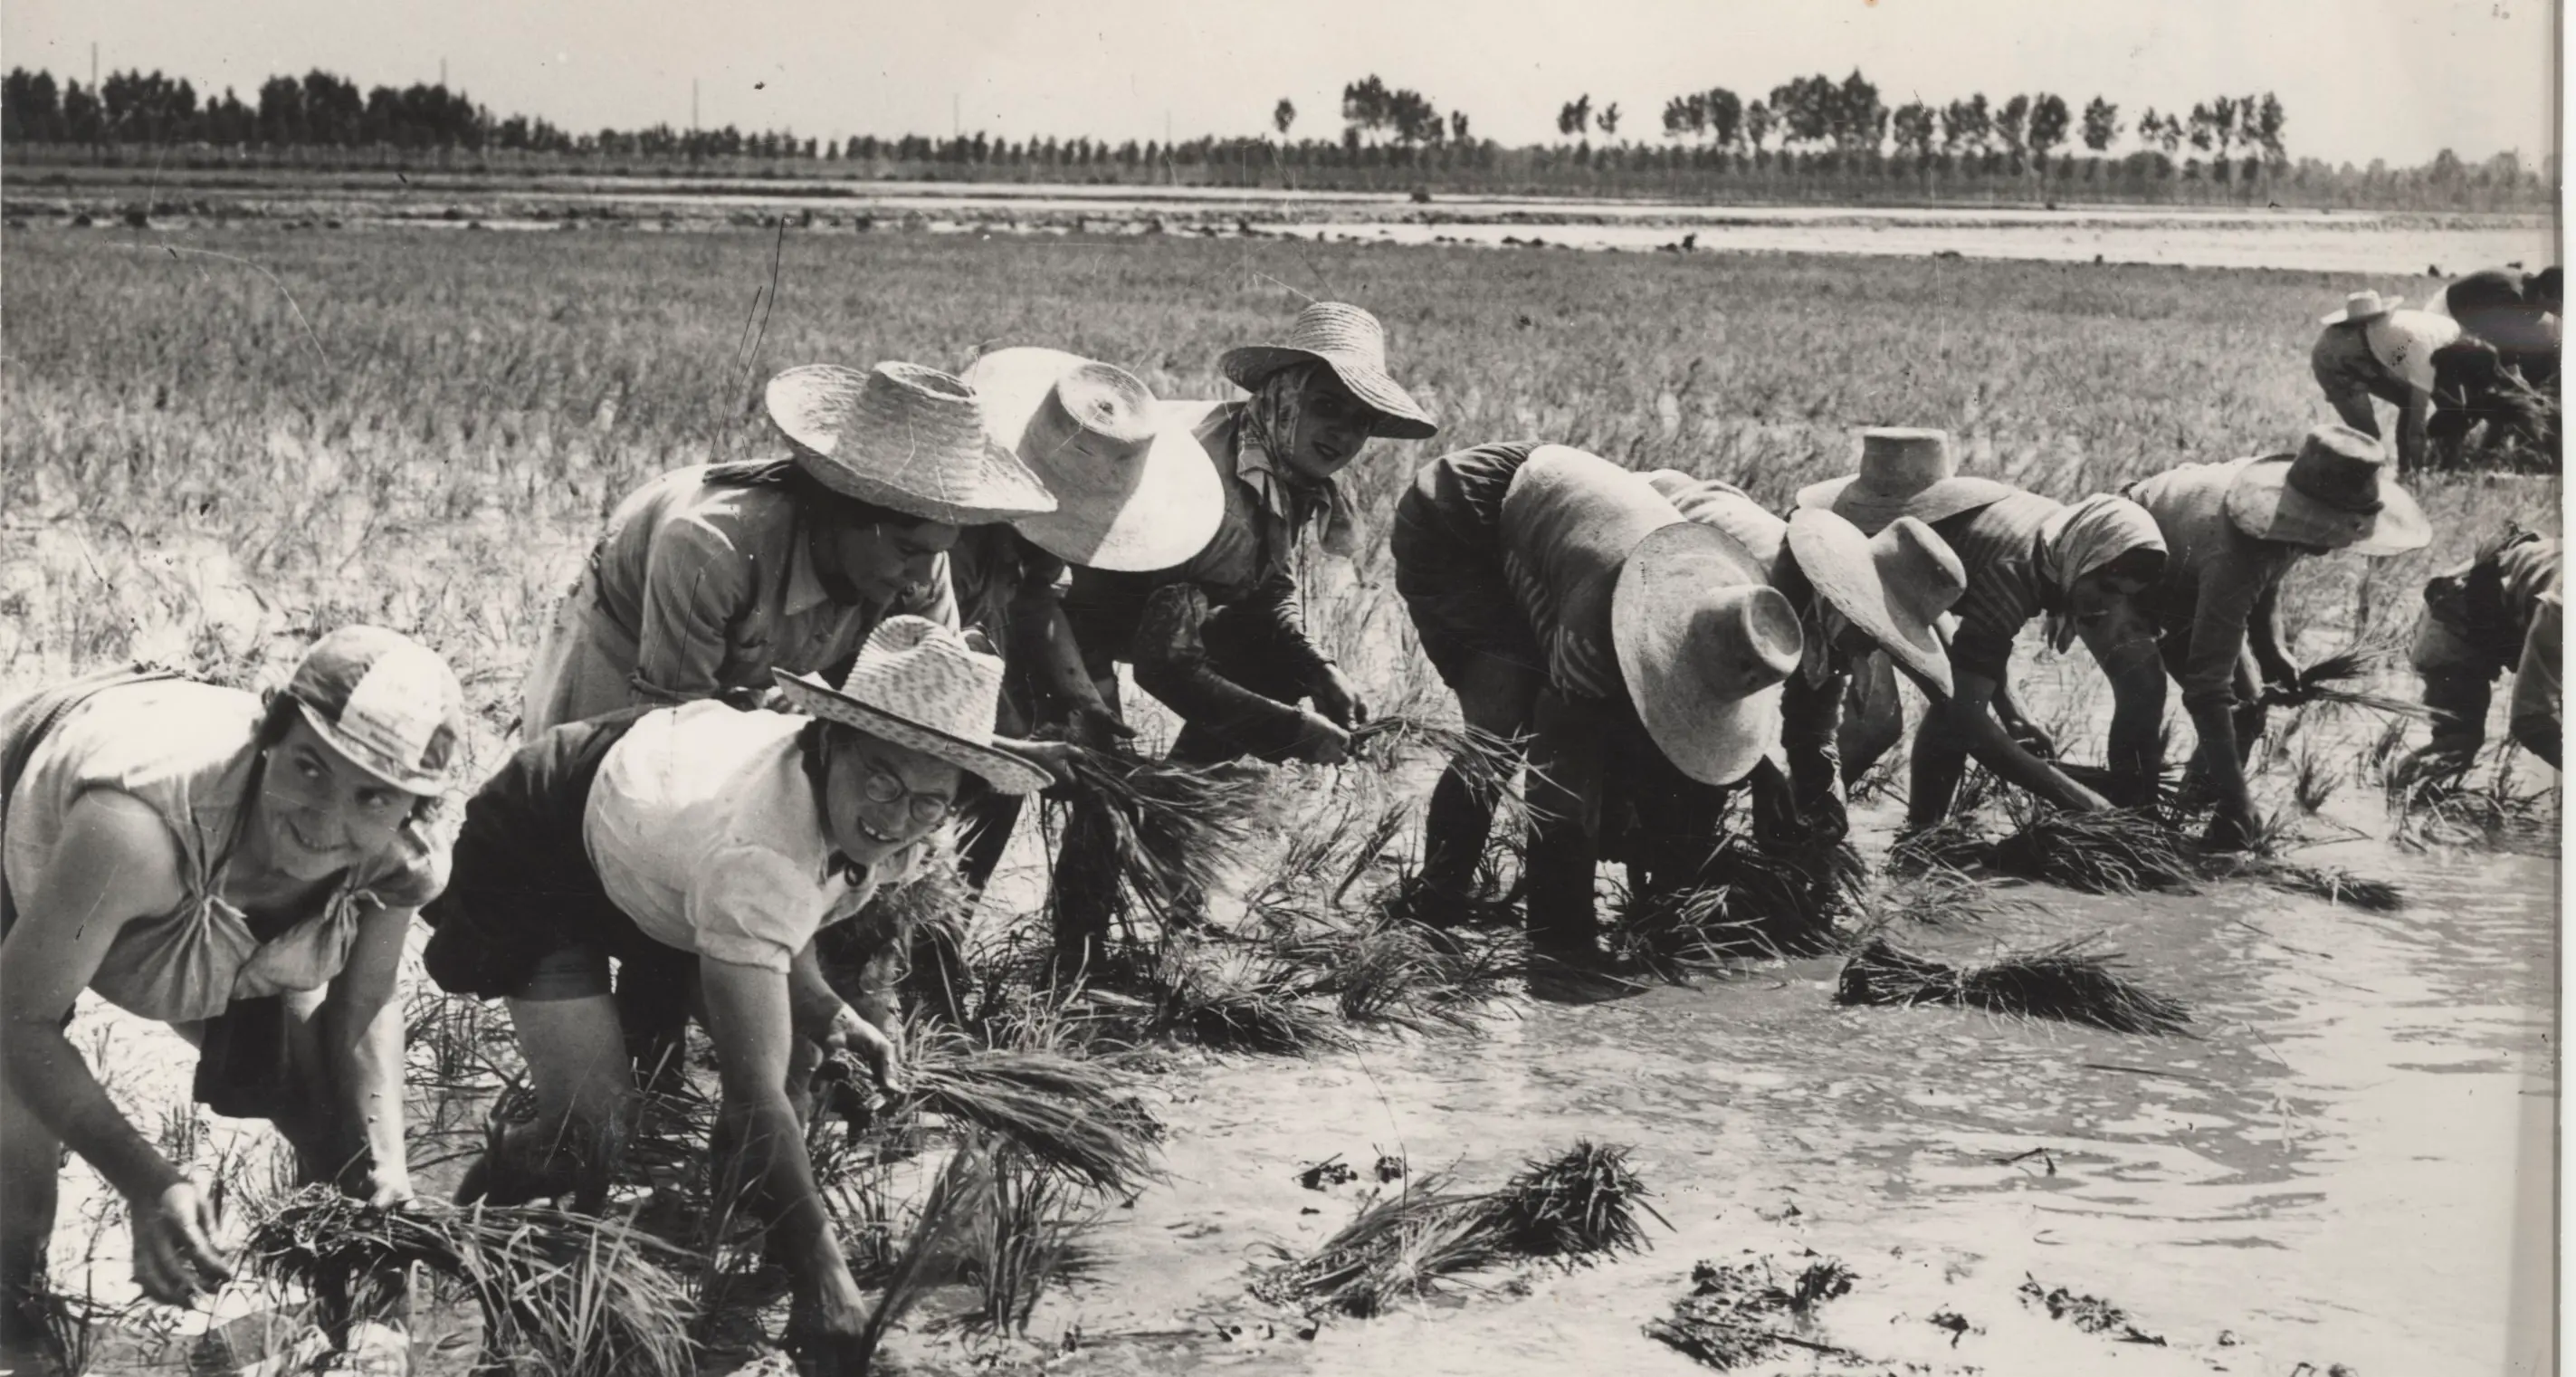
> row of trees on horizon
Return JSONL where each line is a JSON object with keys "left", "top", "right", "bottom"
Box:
{"left": 0, "top": 63, "right": 2543, "bottom": 198}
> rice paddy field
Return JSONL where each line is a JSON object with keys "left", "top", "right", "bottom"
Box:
{"left": 0, "top": 217, "right": 2560, "bottom": 1375}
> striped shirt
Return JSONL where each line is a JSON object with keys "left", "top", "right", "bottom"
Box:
{"left": 1932, "top": 491, "right": 2062, "bottom": 683}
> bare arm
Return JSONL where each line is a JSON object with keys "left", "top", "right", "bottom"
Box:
{"left": 2, "top": 793, "right": 190, "bottom": 1204}
{"left": 2247, "top": 579, "right": 2295, "bottom": 688}
{"left": 2077, "top": 606, "right": 2171, "bottom": 803}
{"left": 2395, "top": 386, "right": 2433, "bottom": 472}
{"left": 317, "top": 904, "right": 415, "bottom": 1204}
{"left": 698, "top": 957, "right": 856, "bottom": 1295}
{"left": 1943, "top": 671, "right": 2112, "bottom": 813}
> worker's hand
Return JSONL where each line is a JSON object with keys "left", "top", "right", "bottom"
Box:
{"left": 1291, "top": 710, "right": 1353, "bottom": 767}
{"left": 1310, "top": 665, "right": 1369, "bottom": 730}
{"left": 998, "top": 737, "right": 1080, "bottom": 789}
{"left": 2008, "top": 720, "right": 2058, "bottom": 761}
{"left": 1065, "top": 701, "right": 1136, "bottom": 750}
{"left": 130, "top": 1178, "right": 234, "bottom": 1306}
{"left": 821, "top": 1003, "right": 904, "bottom": 1095}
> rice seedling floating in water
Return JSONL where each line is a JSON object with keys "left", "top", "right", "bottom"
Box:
{"left": 1942, "top": 807, "right": 2197, "bottom": 895}
{"left": 243, "top": 1187, "right": 697, "bottom": 1377}
{"left": 1484, "top": 1141, "right": 1668, "bottom": 1263}
{"left": 882, "top": 1030, "right": 1164, "bottom": 1196}
{"left": 1836, "top": 937, "right": 2193, "bottom": 1037}
{"left": 1645, "top": 1256, "right": 1865, "bottom": 1371}
{"left": 1253, "top": 1143, "right": 1666, "bottom": 1315}
{"left": 2199, "top": 854, "right": 2407, "bottom": 913}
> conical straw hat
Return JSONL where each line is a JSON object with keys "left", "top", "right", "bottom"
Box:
{"left": 1795, "top": 427, "right": 2016, "bottom": 535}
{"left": 764, "top": 361, "right": 1058, "bottom": 525}
{"left": 1612, "top": 521, "right": 1805, "bottom": 787}
{"left": 1216, "top": 301, "right": 1438, "bottom": 440}
{"left": 960, "top": 347, "right": 1226, "bottom": 571}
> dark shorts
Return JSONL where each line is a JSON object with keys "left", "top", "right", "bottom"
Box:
{"left": 1390, "top": 484, "right": 1545, "bottom": 690}
{"left": 420, "top": 708, "right": 693, "bottom": 1003}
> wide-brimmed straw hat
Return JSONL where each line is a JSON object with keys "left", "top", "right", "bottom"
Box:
{"left": 2222, "top": 425, "right": 2430, "bottom": 556}
{"left": 1796, "top": 428, "right": 2017, "bottom": 535}
{"left": 763, "top": 361, "right": 1058, "bottom": 525}
{"left": 1786, "top": 510, "right": 1966, "bottom": 697}
{"left": 2320, "top": 290, "right": 2402, "bottom": 327}
{"left": 1216, "top": 301, "right": 1438, "bottom": 440}
{"left": 282, "top": 626, "right": 466, "bottom": 795}
{"left": 1612, "top": 521, "right": 1806, "bottom": 787}
{"left": 773, "top": 616, "right": 1050, "bottom": 795}
{"left": 959, "top": 347, "right": 1226, "bottom": 571}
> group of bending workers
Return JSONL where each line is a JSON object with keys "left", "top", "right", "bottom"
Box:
{"left": 0, "top": 291, "right": 2559, "bottom": 1374}
{"left": 2311, "top": 264, "right": 2561, "bottom": 471}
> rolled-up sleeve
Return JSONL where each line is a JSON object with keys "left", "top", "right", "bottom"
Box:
{"left": 633, "top": 519, "right": 752, "bottom": 705}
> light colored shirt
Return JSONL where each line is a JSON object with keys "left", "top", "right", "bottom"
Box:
{"left": 2312, "top": 310, "right": 2462, "bottom": 399}
{"left": 1500, "top": 446, "right": 1685, "bottom": 702}
{"left": 581, "top": 702, "right": 924, "bottom": 973}
{"left": 521, "top": 466, "right": 957, "bottom": 736}
{"left": 1, "top": 679, "right": 444, "bottom": 1024}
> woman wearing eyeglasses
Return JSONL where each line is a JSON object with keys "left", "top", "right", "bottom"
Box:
{"left": 422, "top": 616, "right": 1045, "bottom": 1375}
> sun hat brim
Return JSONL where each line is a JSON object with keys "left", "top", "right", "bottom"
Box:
{"left": 1796, "top": 473, "right": 2019, "bottom": 536}
{"left": 1611, "top": 521, "right": 1789, "bottom": 787}
{"left": 1786, "top": 510, "right": 1954, "bottom": 699}
{"left": 291, "top": 701, "right": 448, "bottom": 796}
{"left": 772, "top": 669, "right": 1051, "bottom": 795}
{"left": 764, "top": 364, "right": 1059, "bottom": 526}
{"left": 962, "top": 349, "right": 1227, "bottom": 571}
{"left": 2221, "top": 456, "right": 2433, "bottom": 556}
{"left": 1216, "top": 344, "right": 1438, "bottom": 441}
{"left": 2320, "top": 297, "right": 2402, "bottom": 326}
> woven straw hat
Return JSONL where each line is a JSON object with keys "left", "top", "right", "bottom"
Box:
{"left": 2320, "top": 289, "right": 2402, "bottom": 326}
{"left": 1612, "top": 521, "right": 1806, "bottom": 787}
{"left": 1795, "top": 428, "right": 2017, "bottom": 535}
{"left": 2223, "top": 426, "right": 2430, "bottom": 556}
{"left": 1786, "top": 510, "right": 1965, "bottom": 697}
{"left": 959, "top": 347, "right": 1226, "bottom": 571}
{"left": 772, "top": 616, "right": 1049, "bottom": 795}
{"left": 283, "top": 626, "right": 465, "bottom": 795}
{"left": 1216, "top": 301, "right": 1438, "bottom": 440}
{"left": 763, "top": 361, "right": 1058, "bottom": 525}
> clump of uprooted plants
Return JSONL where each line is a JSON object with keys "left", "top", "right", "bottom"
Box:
{"left": 1608, "top": 833, "right": 1866, "bottom": 974}
{"left": 1898, "top": 783, "right": 2406, "bottom": 913}
{"left": 1254, "top": 1142, "right": 1667, "bottom": 1316}
{"left": 244, "top": 1188, "right": 700, "bottom": 1377}
{"left": 1645, "top": 1253, "right": 1865, "bottom": 1370}
{"left": 1835, "top": 934, "right": 2193, "bottom": 1037}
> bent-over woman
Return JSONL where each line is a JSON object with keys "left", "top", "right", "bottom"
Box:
{"left": 2, "top": 629, "right": 464, "bottom": 1372}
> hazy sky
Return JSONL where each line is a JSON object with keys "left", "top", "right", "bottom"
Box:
{"left": 3, "top": 0, "right": 2556, "bottom": 167}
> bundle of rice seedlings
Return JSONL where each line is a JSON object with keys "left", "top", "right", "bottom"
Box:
{"left": 1836, "top": 937, "right": 2192, "bottom": 1037}
{"left": 2260, "top": 645, "right": 2431, "bottom": 719}
{"left": 1347, "top": 714, "right": 1537, "bottom": 829}
{"left": 1483, "top": 1142, "right": 1667, "bottom": 1263}
{"left": 1251, "top": 1174, "right": 1503, "bottom": 1317}
{"left": 1980, "top": 808, "right": 2198, "bottom": 895}
{"left": 1145, "top": 951, "right": 1350, "bottom": 1055}
{"left": 1255, "top": 1145, "right": 1666, "bottom": 1316}
{"left": 2200, "top": 855, "right": 2407, "bottom": 913}
{"left": 890, "top": 1033, "right": 1163, "bottom": 1196}
{"left": 244, "top": 1187, "right": 696, "bottom": 1377}
{"left": 1611, "top": 834, "right": 1860, "bottom": 972}
{"left": 1051, "top": 746, "right": 1266, "bottom": 923}
{"left": 1262, "top": 908, "right": 1512, "bottom": 1036}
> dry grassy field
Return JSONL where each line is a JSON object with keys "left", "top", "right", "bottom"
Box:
{"left": 0, "top": 224, "right": 2558, "bottom": 1375}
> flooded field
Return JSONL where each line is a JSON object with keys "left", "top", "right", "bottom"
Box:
{"left": 2, "top": 168, "right": 2553, "bottom": 274}
{"left": 1, "top": 218, "right": 2556, "bottom": 1375}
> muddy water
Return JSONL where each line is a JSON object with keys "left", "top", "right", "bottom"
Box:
{"left": 1002, "top": 809, "right": 2554, "bottom": 1377}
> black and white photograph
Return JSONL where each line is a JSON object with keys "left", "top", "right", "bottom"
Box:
{"left": 0, "top": 2, "right": 2559, "bottom": 1373}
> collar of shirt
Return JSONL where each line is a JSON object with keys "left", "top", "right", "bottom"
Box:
{"left": 1235, "top": 420, "right": 1361, "bottom": 559}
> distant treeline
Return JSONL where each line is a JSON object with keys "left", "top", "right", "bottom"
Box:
{"left": 1, "top": 65, "right": 2552, "bottom": 213}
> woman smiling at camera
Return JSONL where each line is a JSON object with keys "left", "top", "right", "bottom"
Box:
{"left": 1, "top": 628, "right": 466, "bottom": 1373}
